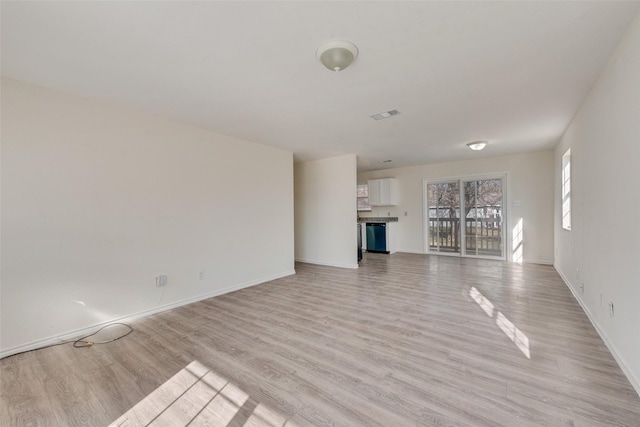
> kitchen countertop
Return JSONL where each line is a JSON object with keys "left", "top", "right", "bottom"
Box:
{"left": 357, "top": 217, "right": 398, "bottom": 223}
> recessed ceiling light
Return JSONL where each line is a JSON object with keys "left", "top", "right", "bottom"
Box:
{"left": 370, "top": 109, "right": 400, "bottom": 120}
{"left": 467, "top": 141, "right": 488, "bottom": 151}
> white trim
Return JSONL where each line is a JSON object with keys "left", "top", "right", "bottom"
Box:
{"left": 422, "top": 171, "right": 509, "bottom": 184}
{"left": 0, "top": 269, "right": 296, "bottom": 359}
{"left": 295, "top": 258, "right": 359, "bottom": 269}
{"left": 524, "top": 259, "right": 554, "bottom": 265}
{"left": 393, "top": 252, "right": 553, "bottom": 265}
{"left": 555, "top": 265, "right": 640, "bottom": 398}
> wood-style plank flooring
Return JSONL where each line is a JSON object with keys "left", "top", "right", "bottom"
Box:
{"left": 2, "top": 253, "right": 639, "bottom": 426}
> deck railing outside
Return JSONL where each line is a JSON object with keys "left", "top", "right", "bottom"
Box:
{"left": 428, "top": 217, "right": 502, "bottom": 256}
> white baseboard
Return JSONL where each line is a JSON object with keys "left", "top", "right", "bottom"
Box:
{"left": 295, "top": 258, "right": 358, "bottom": 269}
{"left": 395, "top": 251, "right": 553, "bottom": 266}
{"left": 524, "top": 259, "right": 554, "bottom": 265}
{"left": 0, "top": 269, "right": 296, "bottom": 359}
{"left": 555, "top": 265, "right": 640, "bottom": 398}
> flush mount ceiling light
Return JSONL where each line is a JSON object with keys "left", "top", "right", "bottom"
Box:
{"left": 467, "top": 141, "right": 488, "bottom": 151}
{"left": 316, "top": 40, "right": 358, "bottom": 72}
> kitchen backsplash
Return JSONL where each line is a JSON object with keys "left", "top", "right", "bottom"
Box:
{"left": 357, "top": 216, "right": 398, "bottom": 223}
{"left": 359, "top": 208, "right": 397, "bottom": 217}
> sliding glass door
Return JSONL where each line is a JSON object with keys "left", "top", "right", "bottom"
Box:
{"left": 426, "top": 176, "right": 505, "bottom": 259}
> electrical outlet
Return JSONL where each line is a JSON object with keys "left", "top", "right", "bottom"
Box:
{"left": 156, "top": 275, "right": 167, "bottom": 287}
{"left": 199, "top": 271, "right": 206, "bottom": 281}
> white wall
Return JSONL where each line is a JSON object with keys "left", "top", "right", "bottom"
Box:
{"left": 554, "top": 13, "right": 640, "bottom": 395}
{"left": 294, "top": 154, "right": 358, "bottom": 269}
{"left": 358, "top": 150, "right": 554, "bottom": 264}
{"left": 1, "top": 79, "right": 295, "bottom": 356}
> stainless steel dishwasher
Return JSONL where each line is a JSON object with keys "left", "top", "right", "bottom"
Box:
{"left": 366, "top": 222, "right": 388, "bottom": 253}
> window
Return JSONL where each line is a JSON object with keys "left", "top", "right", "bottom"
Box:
{"left": 357, "top": 184, "right": 371, "bottom": 212}
{"left": 562, "top": 149, "right": 571, "bottom": 230}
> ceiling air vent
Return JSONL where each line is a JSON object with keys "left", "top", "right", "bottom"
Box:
{"left": 370, "top": 109, "right": 400, "bottom": 120}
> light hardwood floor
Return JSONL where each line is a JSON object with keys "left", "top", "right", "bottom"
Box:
{"left": 2, "top": 253, "right": 639, "bottom": 426}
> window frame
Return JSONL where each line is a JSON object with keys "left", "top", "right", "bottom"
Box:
{"left": 357, "top": 183, "right": 372, "bottom": 212}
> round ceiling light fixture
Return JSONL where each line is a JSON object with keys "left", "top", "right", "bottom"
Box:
{"left": 316, "top": 40, "right": 358, "bottom": 72}
{"left": 467, "top": 141, "right": 488, "bottom": 151}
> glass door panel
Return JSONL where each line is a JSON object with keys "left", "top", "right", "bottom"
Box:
{"left": 464, "top": 181, "right": 478, "bottom": 254}
{"left": 427, "top": 182, "right": 460, "bottom": 254}
{"left": 463, "top": 178, "right": 503, "bottom": 257}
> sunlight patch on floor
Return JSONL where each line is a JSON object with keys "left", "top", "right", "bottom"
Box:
{"left": 469, "top": 286, "right": 495, "bottom": 317}
{"left": 110, "top": 360, "right": 297, "bottom": 426}
{"left": 469, "top": 286, "right": 531, "bottom": 359}
{"left": 512, "top": 218, "right": 523, "bottom": 263}
{"left": 496, "top": 312, "right": 531, "bottom": 359}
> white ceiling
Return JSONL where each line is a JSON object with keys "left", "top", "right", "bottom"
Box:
{"left": 2, "top": 1, "right": 639, "bottom": 171}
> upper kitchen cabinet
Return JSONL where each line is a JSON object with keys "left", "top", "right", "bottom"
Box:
{"left": 368, "top": 178, "right": 398, "bottom": 206}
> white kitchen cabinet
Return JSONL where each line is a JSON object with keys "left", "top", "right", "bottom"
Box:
{"left": 368, "top": 178, "right": 398, "bottom": 206}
